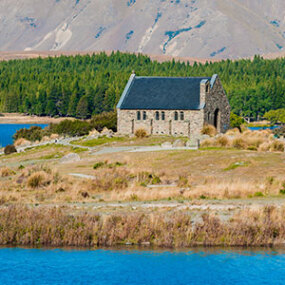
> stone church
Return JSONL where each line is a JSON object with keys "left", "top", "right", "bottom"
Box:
{"left": 117, "top": 74, "right": 230, "bottom": 138}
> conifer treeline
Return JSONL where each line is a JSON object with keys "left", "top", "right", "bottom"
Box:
{"left": 0, "top": 52, "right": 284, "bottom": 119}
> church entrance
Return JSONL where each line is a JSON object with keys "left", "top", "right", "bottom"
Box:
{"left": 214, "top": 109, "right": 220, "bottom": 131}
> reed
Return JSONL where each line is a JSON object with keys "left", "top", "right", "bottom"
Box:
{"left": 0, "top": 205, "right": 284, "bottom": 247}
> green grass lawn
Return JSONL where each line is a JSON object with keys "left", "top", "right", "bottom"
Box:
{"left": 71, "top": 136, "right": 127, "bottom": 147}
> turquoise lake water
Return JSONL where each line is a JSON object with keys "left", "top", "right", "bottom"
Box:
{"left": 0, "top": 124, "right": 48, "bottom": 147}
{"left": 0, "top": 248, "right": 284, "bottom": 284}
{"left": 248, "top": 126, "right": 279, "bottom": 131}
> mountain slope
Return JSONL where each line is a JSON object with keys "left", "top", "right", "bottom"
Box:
{"left": 0, "top": 0, "right": 284, "bottom": 59}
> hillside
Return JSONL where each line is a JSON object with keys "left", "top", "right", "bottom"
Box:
{"left": 0, "top": 52, "right": 284, "bottom": 119}
{"left": 0, "top": 0, "right": 284, "bottom": 59}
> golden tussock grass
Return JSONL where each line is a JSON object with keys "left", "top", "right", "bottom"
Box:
{"left": 201, "top": 129, "right": 285, "bottom": 152}
{"left": 14, "top": 138, "right": 31, "bottom": 147}
{"left": 0, "top": 167, "right": 15, "bottom": 177}
{"left": 201, "top": 124, "right": 217, "bottom": 137}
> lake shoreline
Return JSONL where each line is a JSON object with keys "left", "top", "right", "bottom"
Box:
{"left": 1, "top": 205, "right": 285, "bottom": 248}
{"left": 0, "top": 113, "right": 74, "bottom": 125}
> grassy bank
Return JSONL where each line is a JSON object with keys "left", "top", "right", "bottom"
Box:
{"left": 0, "top": 205, "right": 284, "bottom": 248}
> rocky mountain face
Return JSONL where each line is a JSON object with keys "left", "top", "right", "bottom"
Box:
{"left": 0, "top": 0, "right": 284, "bottom": 59}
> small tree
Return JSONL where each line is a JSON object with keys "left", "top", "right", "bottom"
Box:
{"left": 264, "top": 109, "right": 285, "bottom": 125}
{"left": 230, "top": 113, "right": 244, "bottom": 130}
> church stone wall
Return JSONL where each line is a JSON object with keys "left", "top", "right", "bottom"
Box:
{"left": 204, "top": 77, "right": 231, "bottom": 133}
{"left": 117, "top": 109, "right": 204, "bottom": 138}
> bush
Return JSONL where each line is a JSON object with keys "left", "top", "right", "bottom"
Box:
{"left": 90, "top": 111, "right": 117, "bottom": 132}
{"left": 27, "top": 171, "right": 48, "bottom": 188}
{"left": 0, "top": 167, "right": 15, "bottom": 177}
{"left": 232, "top": 138, "right": 247, "bottom": 149}
{"left": 4, "top": 145, "right": 17, "bottom": 155}
{"left": 13, "top": 126, "right": 44, "bottom": 142}
{"left": 270, "top": 141, "right": 285, "bottom": 152}
{"left": 93, "top": 162, "right": 106, "bottom": 169}
{"left": 273, "top": 126, "right": 285, "bottom": 138}
{"left": 135, "top": 129, "right": 147, "bottom": 138}
{"left": 216, "top": 136, "right": 230, "bottom": 147}
{"left": 49, "top": 119, "right": 92, "bottom": 137}
{"left": 201, "top": 124, "right": 217, "bottom": 137}
{"left": 230, "top": 113, "right": 244, "bottom": 130}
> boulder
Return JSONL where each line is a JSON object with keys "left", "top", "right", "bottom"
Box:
{"left": 161, "top": 142, "right": 172, "bottom": 148}
{"left": 60, "top": 153, "right": 81, "bottom": 164}
{"left": 173, "top": 139, "right": 185, "bottom": 147}
{"left": 101, "top": 127, "right": 113, "bottom": 136}
{"left": 186, "top": 139, "right": 200, "bottom": 148}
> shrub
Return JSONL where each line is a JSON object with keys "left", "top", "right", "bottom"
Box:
{"left": 201, "top": 124, "right": 217, "bottom": 137}
{"left": 93, "top": 162, "right": 106, "bottom": 169}
{"left": 270, "top": 141, "right": 285, "bottom": 152}
{"left": 13, "top": 126, "right": 44, "bottom": 142}
{"left": 135, "top": 129, "right": 147, "bottom": 138}
{"left": 0, "top": 167, "right": 15, "bottom": 177}
{"left": 254, "top": 191, "right": 264, "bottom": 197}
{"left": 216, "top": 136, "right": 230, "bottom": 147}
{"left": 90, "top": 111, "right": 117, "bottom": 132}
{"left": 137, "top": 172, "right": 161, "bottom": 186}
{"left": 177, "top": 175, "right": 189, "bottom": 187}
{"left": 258, "top": 142, "right": 271, "bottom": 152}
{"left": 273, "top": 126, "right": 285, "bottom": 138}
{"left": 230, "top": 113, "right": 244, "bottom": 130}
{"left": 247, "top": 146, "right": 257, "bottom": 151}
{"left": 4, "top": 145, "right": 17, "bottom": 155}
{"left": 232, "top": 138, "right": 247, "bottom": 149}
{"left": 226, "top": 128, "right": 240, "bottom": 136}
{"left": 27, "top": 171, "right": 49, "bottom": 188}
{"left": 49, "top": 119, "right": 92, "bottom": 137}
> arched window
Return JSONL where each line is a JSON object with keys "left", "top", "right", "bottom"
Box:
{"left": 137, "top": 111, "right": 141, "bottom": 120}
{"left": 143, "top": 111, "right": 147, "bottom": 120}
{"left": 155, "top": 111, "right": 160, "bottom": 120}
{"left": 208, "top": 112, "right": 211, "bottom": 122}
{"left": 161, "top": 111, "right": 165, "bottom": 121}
{"left": 174, "top": 111, "right": 178, "bottom": 121}
{"left": 180, "top": 112, "right": 184, "bottom": 120}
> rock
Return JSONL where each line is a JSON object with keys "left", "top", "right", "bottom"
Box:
{"left": 60, "top": 153, "right": 81, "bottom": 164}
{"left": 101, "top": 127, "right": 113, "bottom": 136}
{"left": 186, "top": 139, "right": 197, "bottom": 148}
{"left": 89, "top": 129, "right": 100, "bottom": 136}
{"left": 141, "top": 241, "right": 150, "bottom": 246}
{"left": 161, "top": 142, "right": 172, "bottom": 148}
{"left": 173, "top": 139, "right": 185, "bottom": 147}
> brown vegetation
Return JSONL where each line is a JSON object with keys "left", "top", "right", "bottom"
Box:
{"left": 0, "top": 205, "right": 284, "bottom": 247}
{"left": 4, "top": 144, "right": 17, "bottom": 155}
{"left": 201, "top": 124, "right": 217, "bottom": 137}
{"left": 135, "top": 129, "right": 148, "bottom": 138}
{"left": 201, "top": 129, "right": 284, "bottom": 152}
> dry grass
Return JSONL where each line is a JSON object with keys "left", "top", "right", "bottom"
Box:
{"left": 201, "top": 124, "right": 217, "bottom": 137}
{"left": 0, "top": 205, "right": 284, "bottom": 247}
{"left": 0, "top": 139, "right": 284, "bottom": 204}
{"left": 0, "top": 167, "right": 15, "bottom": 177}
{"left": 135, "top": 129, "right": 148, "bottom": 138}
{"left": 14, "top": 138, "right": 31, "bottom": 147}
{"left": 201, "top": 129, "right": 285, "bottom": 152}
{"left": 27, "top": 171, "right": 49, "bottom": 188}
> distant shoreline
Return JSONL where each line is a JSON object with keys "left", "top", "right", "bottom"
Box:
{"left": 0, "top": 113, "right": 74, "bottom": 125}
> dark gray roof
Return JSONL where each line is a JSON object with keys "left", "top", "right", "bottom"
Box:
{"left": 117, "top": 75, "right": 212, "bottom": 110}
